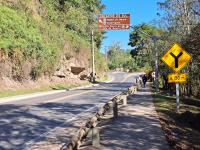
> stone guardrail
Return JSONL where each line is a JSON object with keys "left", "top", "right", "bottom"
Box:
{"left": 60, "top": 85, "right": 138, "bottom": 150}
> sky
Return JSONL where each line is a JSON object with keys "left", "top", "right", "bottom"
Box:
{"left": 101, "top": 0, "right": 161, "bottom": 52}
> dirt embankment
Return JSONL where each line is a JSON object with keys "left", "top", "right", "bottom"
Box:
{"left": 0, "top": 0, "right": 94, "bottom": 91}
{"left": 0, "top": 51, "right": 90, "bottom": 91}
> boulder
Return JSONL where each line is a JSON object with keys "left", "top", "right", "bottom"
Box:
{"left": 71, "top": 66, "right": 85, "bottom": 75}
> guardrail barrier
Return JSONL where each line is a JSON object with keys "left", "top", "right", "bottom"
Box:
{"left": 60, "top": 85, "right": 138, "bottom": 150}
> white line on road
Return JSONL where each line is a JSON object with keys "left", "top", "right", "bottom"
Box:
{"left": 46, "top": 73, "right": 133, "bottom": 103}
{"left": 0, "top": 74, "right": 115, "bottom": 104}
{"left": 16, "top": 73, "right": 137, "bottom": 149}
{"left": 0, "top": 90, "right": 67, "bottom": 104}
{"left": 45, "top": 90, "right": 95, "bottom": 103}
{"left": 121, "top": 73, "right": 135, "bottom": 82}
{"left": 0, "top": 72, "right": 130, "bottom": 104}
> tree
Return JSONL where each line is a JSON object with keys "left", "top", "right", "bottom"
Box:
{"left": 0, "top": 0, "right": 106, "bottom": 80}
{"left": 156, "top": 0, "right": 200, "bottom": 96}
{"left": 128, "top": 24, "right": 163, "bottom": 69}
{"left": 158, "top": 0, "right": 200, "bottom": 36}
{"left": 182, "top": 23, "right": 200, "bottom": 97}
{"left": 107, "top": 42, "right": 136, "bottom": 71}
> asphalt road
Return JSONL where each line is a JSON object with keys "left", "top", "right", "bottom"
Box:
{"left": 0, "top": 72, "right": 139, "bottom": 150}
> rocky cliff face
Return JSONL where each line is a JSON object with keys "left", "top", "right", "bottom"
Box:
{"left": 53, "top": 52, "right": 90, "bottom": 79}
{"left": 0, "top": 50, "right": 91, "bottom": 90}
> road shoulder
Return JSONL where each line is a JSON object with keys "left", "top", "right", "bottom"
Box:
{"left": 153, "top": 90, "right": 200, "bottom": 149}
{"left": 80, "top": 86, "right": 169, "bottom": 150}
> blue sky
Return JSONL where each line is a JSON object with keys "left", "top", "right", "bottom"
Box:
{"left": 101, "top": 0, "right": 161, "bottom": 52}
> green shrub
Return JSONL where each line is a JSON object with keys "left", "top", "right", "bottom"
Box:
{"left": 0, "top": 0, "right": 106, "bottom": 80}
{"left": 0, "top": 6, "right": 58, "bottom": 78}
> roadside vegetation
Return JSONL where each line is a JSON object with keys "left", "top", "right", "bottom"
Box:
{"left": 0, "top": 0, "right": 108, "bottom": 96}
{"left": 153, "top": 91, "right": 200, "bottom": 150}
{"left": 128, "top": 0, "right": 200, "bottom": 98}
{"left": 126, "top": 1, "right": 200, "bottom": 149}
{"left": 0, "top": 81, "right": 89, "bottom": 98}
{"left": 0, "top": 0, "right": 106, "bottom": 81}
{"left": 106, "top": 41, "right": 151, "bottom": 72}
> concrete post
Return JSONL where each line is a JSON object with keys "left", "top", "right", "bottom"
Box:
{"left": 113, "top": 101, "right": 118, "bottom": 118}
{"left": 122, "top": 95, "right": 127, "bottom": 106}
{"left": 92, "top": 127, "right": 100, "bottom": 148}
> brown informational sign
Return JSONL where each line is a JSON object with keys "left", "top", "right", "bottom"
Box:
{"left": 98, "top": 14, "right": 130, "bottom": 30}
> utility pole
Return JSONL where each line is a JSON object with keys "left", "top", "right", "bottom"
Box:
{"left": 174, "top": 0, "right": 188, "bottom": 112}
{"left": 91, "top": 30, "right": 95, "bottom": 83}
{"left": 152, "top": 36, "right": 159, "bottom": 93}
{"left": 184, "top": 0, "right": 192, "bottom": 98}
{"left": 105, "top": 46, "right": 107, "bottom": 62}
{"left": 184, "top": 0, "right": 191, "bottom": 34}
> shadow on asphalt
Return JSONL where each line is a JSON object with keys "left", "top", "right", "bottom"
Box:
{"left": 0, "top": 103, "right": 96, "bottom": 150}
{"left": 80, "top": 88, "right": 169, "bottom": 150}
{"left": 0, "top": 82, "right": 137, "bottom": 150}
{"left": 78, "top": 82, "right": 136, "bottom": 92}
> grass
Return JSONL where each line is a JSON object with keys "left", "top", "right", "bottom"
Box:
{"left": 152, "top": 89, "right": 200, "bottom": 150}
{"left": 0, "top": 74, "right": 110, "bottom": 99}
{"left": 0, "top": 82, "right": 90, "bottom": 98}
{"left": 0, "top": 88, "right": 50, "bottom": 98}
{"left": 153, "top": 92, "right": 200, "bottom": 114}
{"left": 50, "top": 82, "right": 89, "bottom": 90}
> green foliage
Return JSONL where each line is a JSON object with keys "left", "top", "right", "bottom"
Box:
{"left": 0, "top": 6, "right": 40, "bottom": 54}
{"left": 128, "top": 24, "right": 164, "bottom": 71}
{"left": 0, "top": 6, "right": 59, "bottom": 78}
{"left": 157, "top": 0, "right": 200, "bottom": 36}
{"left": 107, "top": 42, "right": 136, "bottom": 71}
{"left": 129, "top": 24, "right": 156, "bottom": 48}
{"left": 129, "top": 24, "right": 163, "bottom": 55}
{"left": 181, "top": 24, "right": 200, "bottom": 97}
{"left": 108, "top": 43, "right": 124, "bottom": 69}
{"left": 95, "top": 51, "right": 108, "bottom": 74}
{"left": 0, "top": 0, "right": 105, "bottom": 80}
{"left": 155, "top": 0, "right": 200, "bottom": 97}
{"left": 0, "top": 81, "right": 89, "bottom": 98}
{"left": 42, "top": 0, "right": 105, "bottom": 47}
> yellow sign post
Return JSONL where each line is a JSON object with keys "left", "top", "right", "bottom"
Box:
{"left": 161, "top": 43, "right": 191, "bottom": 113}
{"left": 168, "top": 73, "right": 187, "bottom": 83}
{"left": 161, "top": 43, "right": 191, "bottom": 72}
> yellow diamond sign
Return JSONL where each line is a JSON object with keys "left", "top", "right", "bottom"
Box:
{"left": 161, "top": 43, "right": 191, "bottom": 72}
{"left": 168, "top": 73, "right": 187, "bottom": 83}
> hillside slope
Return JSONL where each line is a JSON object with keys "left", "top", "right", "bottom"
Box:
{"left": 0, "top": 0, "right": 107, "bottom": 91}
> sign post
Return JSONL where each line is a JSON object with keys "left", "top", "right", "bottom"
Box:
{"left": 176, "top": 83, "right": 180, "bottom": 113}
{"left": 168, "top": 73, "right": 187, "bottom": 113}
{"left": 161, "top": 43, "right": 191, "bottom": 113}
{"left": 92, "top": 14, "right": 130, "bottom": 83}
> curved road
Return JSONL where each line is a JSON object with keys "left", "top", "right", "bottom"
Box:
{"left": 0, "top": 72, "right": 139, "bottom": 150}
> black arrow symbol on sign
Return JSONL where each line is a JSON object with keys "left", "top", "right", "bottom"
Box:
{"left": 170, "top": 52, "right": 183, "bottom": 68}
